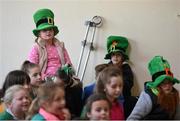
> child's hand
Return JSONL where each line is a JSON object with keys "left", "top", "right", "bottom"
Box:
{"left": 62, "top": 108, "right": 71, "bottom": 120}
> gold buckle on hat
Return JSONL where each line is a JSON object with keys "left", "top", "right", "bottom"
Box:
{"left": 47, "top": 17, "right": 53, "bottom": 24}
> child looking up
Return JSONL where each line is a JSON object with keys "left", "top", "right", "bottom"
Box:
{"left": 28, "top": 8, "right": 72, "bottom": 80}
{"left": 127, "top": 56, "right": 180, "bottom": 120}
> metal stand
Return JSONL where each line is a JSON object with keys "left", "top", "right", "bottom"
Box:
{"left": 76, "top": 16, "right": 102, "bottom": 82}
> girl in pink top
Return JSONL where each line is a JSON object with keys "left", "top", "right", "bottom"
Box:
{"left": 27, "top": 82, "right": 71, "bottom": 120}
{"left": 28, "top": 8, "right": 72, "bottom": 80}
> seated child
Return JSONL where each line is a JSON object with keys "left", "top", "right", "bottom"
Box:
{"left": 0, "top": 85, "right": 31, "bottom": 120}
{"left": 127, "top": 56, "right": 180, "bottom": 120}
{"left": 21, "top": 60, "right": 44, "bottom": 98}
{"left": 94, "top": 65, "right": 125, "bottom": 120}
{"left": 85, "top": 93, "right": 111, "bottom": 120}
{"left": 0, "top": 70, "right": 31, "bottom": 113}
{"left": 104, "top": 35, "right": 134, "bottom": 98}
{"left": 82, "top": 63, "right": 109, "bottom": 104}
{"left": 27, "top": 81, "right": 71, "bottom": 120}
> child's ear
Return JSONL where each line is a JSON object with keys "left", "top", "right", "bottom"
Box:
{"left": 6, "top": 102, "right": 12, "bottom": 108}
{"left": 104, "top": 88, "right": 107, "bottom": 92}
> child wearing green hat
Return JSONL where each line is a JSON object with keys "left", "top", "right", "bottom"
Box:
{"left": 127, "top": 56, "right": 180, "bottom": 120}
{"left": 104, "top": 35, "right": 134, "bottom": 98}
{"left": 28, "top": 8, "right": 72, "bottom": 80}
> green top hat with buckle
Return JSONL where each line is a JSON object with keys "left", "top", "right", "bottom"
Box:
{"left": 33, "top": 8, "right": 59, "bottom": 37}
{"left": 146, "top": 56, "right": 180, "bottom": 88}
{"left": 104, "top": 35, "right": 129, "bottom": 60}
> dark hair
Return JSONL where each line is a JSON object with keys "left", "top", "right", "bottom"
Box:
{"left": 2, "top": 70, "right": 30, "bottom": 97}
{"left": 56, "top": 69, "right": 70, "bottom": 83}
{"left": 85, "top": 93, "right": 111, "bottom": 115}
{"left": 95, "top": 65, "right": 123, "bottom": 94}
{"left": 55, "top": 66, "right": 74, "bottom": 87}
{"left": 21, "top": 60, "right": 39, "bottom": 74}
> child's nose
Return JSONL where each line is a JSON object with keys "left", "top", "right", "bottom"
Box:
{"left": 116, "top": 87, "right": 121, "bottom": 92}
{"left": 37, "top": 74, "right": 42, "bottom": 81}
{"left": 23, "top": 97, "right": 30, "bottom": 103}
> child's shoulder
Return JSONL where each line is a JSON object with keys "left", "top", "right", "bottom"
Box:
{"left": 0, "top": 110, "right": 14, "bottom": 120}
{"left": 31, "top": 113, "right": 45, "bottom": 120}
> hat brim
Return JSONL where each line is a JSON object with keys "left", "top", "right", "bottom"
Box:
{"left": 33, "top": 24, "right": 59, "bottom": 37}
{"left": 146, "top": 75, "right": 180, "bottom": 88}
{"left": 104, "top": 50, "right": 129, "bottom": 60}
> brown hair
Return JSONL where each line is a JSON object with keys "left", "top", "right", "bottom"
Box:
{"left": 85, "top": 93, "right": 111, "bottom": 119}
{"left": 26, "top": 81, "right": 64, "bottom": 119}
{"left": 95, "top": 65, "right": 123, "bottom": 94}
{"left": 21, "top": 60, "right": 39, "bottom": 74}
{"left": 95, "top": 63, "right": 109, "bottom": 78}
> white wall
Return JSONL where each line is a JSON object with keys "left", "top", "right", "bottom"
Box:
{"left": 0, "top": 0, "right": 180, "bottom": 95}
{"left": 0, "top": 2, "right": 2, "bottom": 85}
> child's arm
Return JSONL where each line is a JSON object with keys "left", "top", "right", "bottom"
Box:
{"left": 122, "top": 63, "right": 134, "bottom": 97}
{"left": 63, "top": 48, "right": 72, "bottom": 65}
{"left": 28, "top": 44, "right": 39, "bottom": 64}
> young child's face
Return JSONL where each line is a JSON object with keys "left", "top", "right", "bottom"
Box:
{"left": 105, "top": 76, "right": 123, "bottom": 101}
{"left": 39, "top": 28, "right": 54, "bottom": 40}
{"left": 28, "top": 67, "right": 42, "bottom": 87}
{"left": 9, "top": 89, "right": 31, "bottom": 113}
{"left": 87, "top": 100, "right": 110, "bottom": 120}
{"left": 159, "top": 79, "right": 173, "bottom": 94}
{"left": 45, "top": 88, "right": 66, "bottom": 116}
{"left": 111, "top": 52, "right": 123, "bottom": 65}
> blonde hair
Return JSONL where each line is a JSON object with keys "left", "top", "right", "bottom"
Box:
{"left": 4, "top": 85, "right": 29, "bottom": 105}
{"left": 26, "top": 81, "right": 64, "bottom": 119}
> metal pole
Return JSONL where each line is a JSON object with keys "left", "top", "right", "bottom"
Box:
{"left": 76, "top": 22, "right": 91, "bottom": 76}
{"left": 80, "top": 23, "right": 96, "bottom": 82}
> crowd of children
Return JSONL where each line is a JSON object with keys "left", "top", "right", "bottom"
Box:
{"left": 0, "top": 8, "right": 179, "bottom": 120}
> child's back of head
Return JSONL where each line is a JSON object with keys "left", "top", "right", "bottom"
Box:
{"left": 2, "top": 70, "right": 31, "bottom": 98}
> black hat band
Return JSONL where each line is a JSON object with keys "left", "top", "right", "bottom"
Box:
{"left": 108, "top": 47, "right": 125, "bottom": 53}
{"left": 152, "top": 69, "right": 173, "bottom": 82}
{"left": 36, "top": 17, "right": 54, "bottom": 27}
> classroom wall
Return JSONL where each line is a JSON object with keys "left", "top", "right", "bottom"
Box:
{"left": 0, "top": 0, "right": 179, "bottom": 96}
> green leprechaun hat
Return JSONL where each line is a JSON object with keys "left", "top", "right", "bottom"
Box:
{"left": 33, "top": 8, "right": 59, "bottom": 37}
{"left": 146, "top": 56, "right": 180, "bottom": 88}
{"left": 104, "top": 35, "right": 129, "bottom": 60}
